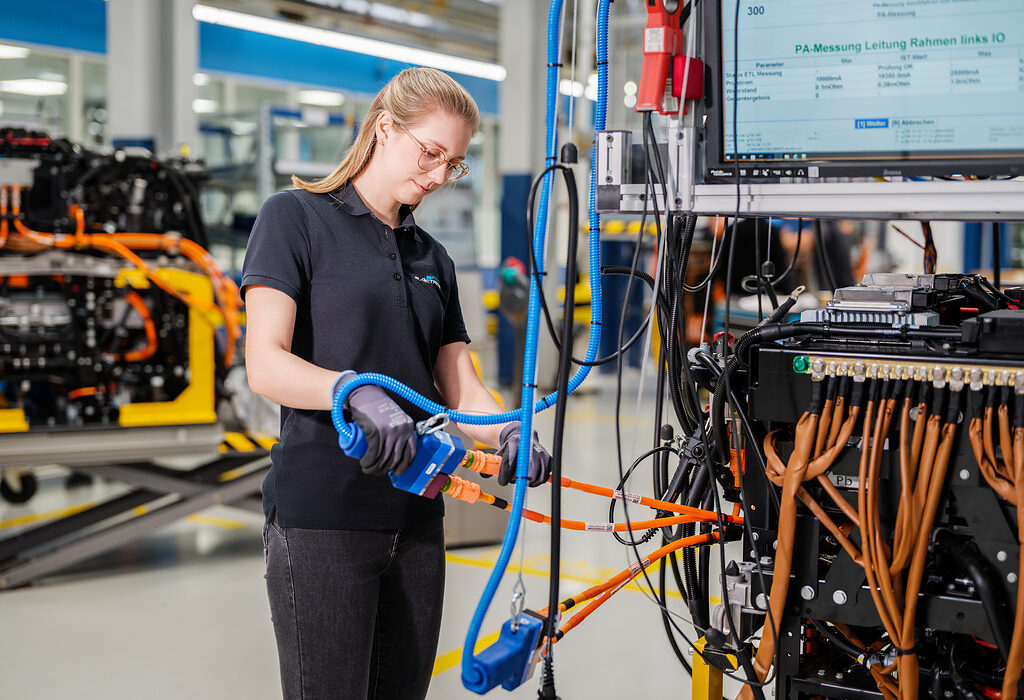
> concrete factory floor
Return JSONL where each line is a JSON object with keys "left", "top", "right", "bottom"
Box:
{"left": 0, "top": 370, "right": 747, "bottom": 699}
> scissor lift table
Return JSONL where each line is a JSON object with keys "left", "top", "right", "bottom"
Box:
{"left": 0, "top": 423, "right": 270, "bottom": 589}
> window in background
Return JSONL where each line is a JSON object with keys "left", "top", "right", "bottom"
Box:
{"left": 82, "top": 57, "right": 106, "bottom": 146}
{"left": 0, "top": 48, "right": 69, "bottom": 135}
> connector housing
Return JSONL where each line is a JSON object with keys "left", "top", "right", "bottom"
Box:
{"left": 463, "top": 611, "right": 544, "bottom": 694}
{"left": 389, "top": 429, "right": 465, "bottom": 498}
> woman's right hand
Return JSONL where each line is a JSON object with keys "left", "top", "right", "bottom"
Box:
{"left": 345, "top": 385, "right": 418, "bottom": 476}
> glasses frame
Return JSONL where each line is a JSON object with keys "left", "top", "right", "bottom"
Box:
{"left": 394, "top": 122, "right": 470, "bottom": 182}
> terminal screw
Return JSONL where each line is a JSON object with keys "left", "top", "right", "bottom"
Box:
{"left": 970, "top": 368, "right": 983, "bottom": 391}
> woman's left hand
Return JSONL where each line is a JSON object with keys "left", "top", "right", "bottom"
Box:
{"left": 496, "top": 421, "right": 551, "bottom": 487}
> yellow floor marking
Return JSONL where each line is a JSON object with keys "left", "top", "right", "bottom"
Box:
{"left": 253, "top": 435, "right": 278, "bottom": 451}
{"left": 432, "top": 629, "right": 502, "bottom": 677}
{"left": 0, "top": 502, "right": 96, "bottom": 530}
{"left": 185, "top": 513, "right": 246, "bottom": 529}
{"left": 445, "top": 551, "right": 683, "bottom": 599}
{"left": 223, "top": 432, "right": 257, "bottom": 452}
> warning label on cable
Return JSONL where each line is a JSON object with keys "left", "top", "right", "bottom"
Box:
{"left": 613, "top": 490, "right": 643, "bottom": 504}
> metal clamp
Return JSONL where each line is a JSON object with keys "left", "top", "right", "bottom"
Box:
{"left": 416, "top": 413, "right": 451, "bottom": 436}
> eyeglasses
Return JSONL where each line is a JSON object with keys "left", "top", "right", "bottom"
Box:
{"left": 394, "top": 122, "right": 470, "bottom": 182}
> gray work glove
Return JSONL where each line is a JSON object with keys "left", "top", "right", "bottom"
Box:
{"left": 497, "top": 421, "right": 552, "bottom": 487}
{"left": 345, "top": 384, "right": 417, "bottom": 476}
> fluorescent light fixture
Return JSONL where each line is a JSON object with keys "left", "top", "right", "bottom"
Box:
{"left": 298, "top": 89, "right": 345, "bottom": 107}
{"left": 192, "top": 4, "right": 506, "bottom": 82}
{"left": 193, "top": 73, "right": 210, "bottom": 86}
{"left": 303, "top": 0, "right": 433, "bottom": 29}
{"left": 0, "top": 44, "right": 30, "bottom": 60}
{"left": 192, "top": 98, "right": 219, "bottom": 114}
{"left": 0, "top": 79, "right": 67, "bottom": 96}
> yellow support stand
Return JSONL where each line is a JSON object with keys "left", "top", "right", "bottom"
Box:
{"left": 115, "top": 267, "right": 218, "bottom": 427}
{"left": 0, "top": 409, "right": 29, "bottom": 433}
{"left": 692, "top": 636, "right": 738, "bottom": 700}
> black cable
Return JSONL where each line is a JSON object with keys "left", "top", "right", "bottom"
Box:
{"left": 525, "top": 166, "right": 654, "bottom": 368}
{"left": 813, "top": 219, "right": 838, "bottom": 292}
{"left": 603, "top": 107, "right": 774, "bottom": 688}
{"left": 978, "top": 276, "right": 1020, "bottom": 308}
{"left": 721, "top": 7, "right": 773, "bottom": 689}
{"left": 941, "top": 538, "right": 1013, "bottom": 660}
{"left": 770, "top": 218, "right": 802, "bottom": 289}
{"left": 992, "top": 222, "right": 1001, "bottom": 290}
{"left": 540, "top": 150, "right": 579, "bottom": 699}
{"left": 754, "top": 218, "right": 764, "bottom": 321}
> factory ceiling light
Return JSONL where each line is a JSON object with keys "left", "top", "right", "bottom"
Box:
{"left": 0, "top": 78, "right": 67, "bottom": 96}
{"left": 297, "top": 89, "right": 345, "bottom": 107}
{"left": 0, "top": 44, "right": 30, "bottom": 60}
{"left": 192, "top": 4, "right": 507, "bottom": 82}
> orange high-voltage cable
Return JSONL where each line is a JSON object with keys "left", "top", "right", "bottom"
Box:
{"left": 1, "top": 185, "right": 243, "bottom": 366}
{"left": 441, "top": 474, "right": 732, "bottom": 532}
{"left": 540, "top": 531, "right": 720, "bottom": 647}
{"left": 115, "top": 291, "right": 158, "bottom": 363}
{"left": 969, "top": 373, "right": 1024, "bottom": 700}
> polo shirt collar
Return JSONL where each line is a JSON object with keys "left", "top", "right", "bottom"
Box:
{"left": 333, "top": 184, "right": 418, "bottom": 235}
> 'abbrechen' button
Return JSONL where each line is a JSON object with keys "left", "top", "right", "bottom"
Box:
{"left": 393, "top": 273, "right": 402, "bottom": 281}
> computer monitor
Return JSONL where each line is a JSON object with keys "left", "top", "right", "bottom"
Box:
{"left": 702, "top": 0, "right": 1024, "bottom": 181}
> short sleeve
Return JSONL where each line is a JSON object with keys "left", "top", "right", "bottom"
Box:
{"left": 241, "top": 191, "right": 311, "bottom": 303}
{"left": 442, "top": 269, "right": 471, "bottom": 346}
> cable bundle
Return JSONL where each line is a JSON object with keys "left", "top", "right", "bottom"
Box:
{"left": 968, "top": 370, "right": 1024, "bottom": 700}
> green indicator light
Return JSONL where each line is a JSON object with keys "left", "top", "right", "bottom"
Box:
{"left": 793, "top": 356, "right": 810, "bottom": 373}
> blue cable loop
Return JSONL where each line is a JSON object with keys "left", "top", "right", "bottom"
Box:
{"left": 328, "top": 1, "right": 611, "bottom": 692}
{"left": 459, "top": 1, "right": 564, "bottom": 688}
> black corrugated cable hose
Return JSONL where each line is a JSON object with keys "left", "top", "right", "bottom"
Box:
{"left": 539, "top": 144, "right": 580, "bottom": 700}
{"left": 941, "top": 537, "right": 1013, "bottom": 661}
{"left": 665, "top": 214, "right": 704, "bottom": 432}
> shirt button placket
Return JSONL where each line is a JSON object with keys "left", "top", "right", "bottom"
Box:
{"left": 384, "top": 225, "right": 402, "bottom": 285}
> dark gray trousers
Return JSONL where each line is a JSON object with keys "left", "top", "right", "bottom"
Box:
{"left": 264, "top": 518, "right": 445, "bottom": 700}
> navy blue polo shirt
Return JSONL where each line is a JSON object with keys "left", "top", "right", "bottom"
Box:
{"left": 241, "top": 185, "right": 470, "bottom": 530}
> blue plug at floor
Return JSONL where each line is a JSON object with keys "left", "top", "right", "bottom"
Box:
{"left": 462, "top": 611, "right": 545, "bottom": 694}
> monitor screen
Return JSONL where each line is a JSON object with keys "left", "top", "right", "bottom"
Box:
{"left": 703, "top": 0, "right": 1024, "bottom": 180}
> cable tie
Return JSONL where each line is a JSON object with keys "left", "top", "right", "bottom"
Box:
{"left": 596, "top": 61, "right": 608, "bottom": 66}
{"left": 547, "top": 62, "right": 563, "bottom": 67}
{"left": 893, "top": 644, "right": 917, "bottom": 656}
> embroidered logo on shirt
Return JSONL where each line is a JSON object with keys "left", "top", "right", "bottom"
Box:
{"left": 414, "top": 275, "right": 441, "bottom": 290}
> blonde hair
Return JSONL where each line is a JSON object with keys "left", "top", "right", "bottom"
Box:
{"left": 293, "top": 67, "right": 480, "bottom": 193}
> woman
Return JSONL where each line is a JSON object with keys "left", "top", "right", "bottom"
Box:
{"left": 242, "top": 68, "right": 550, "bottom": 699}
